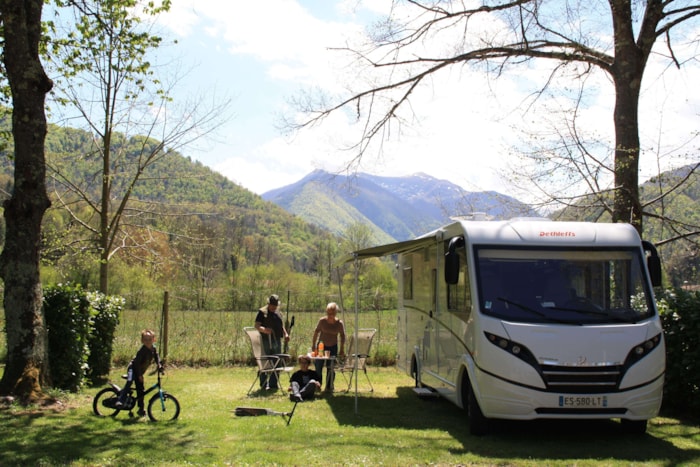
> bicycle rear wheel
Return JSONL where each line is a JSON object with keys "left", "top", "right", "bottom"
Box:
{"left": 93, "top": 387, "right": 121, "bottom": 417}
{"left": 147, "top": 392, "right": 180, "bottom": 421}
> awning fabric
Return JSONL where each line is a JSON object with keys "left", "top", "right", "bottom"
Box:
{"left": 337, "top": 235, "right": 438, "bottom": 265}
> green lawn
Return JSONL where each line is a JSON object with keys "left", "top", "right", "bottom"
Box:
{"left": 2, "top": 366, "right": 700, "bottom": 466}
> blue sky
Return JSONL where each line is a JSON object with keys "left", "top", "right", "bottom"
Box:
{"left": 149, "top": 0, "right": 698, "bottom": 199}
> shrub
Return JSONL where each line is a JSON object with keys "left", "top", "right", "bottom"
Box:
{"left": 86, "top": 292, "right": 123, "bottom": 385}
{"left": 43, "top": 283, "right": 92, "bottom": 392}
{"left": 658, "top": 287, "right": 700, "bottom": 418}
{"left": 44, "top": 284, "right": 124, "bottom": 390}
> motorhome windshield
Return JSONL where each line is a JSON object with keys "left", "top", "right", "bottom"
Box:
{"left": 475, "top": 247, "right": 654, "bottom": 325}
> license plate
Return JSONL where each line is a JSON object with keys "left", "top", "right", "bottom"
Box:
{"left": 559, "top": 395, "right": 608, "bottom": 408}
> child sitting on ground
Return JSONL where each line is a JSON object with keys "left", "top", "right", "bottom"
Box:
{"left": 288, "top": 354, "right": 321, "bottom": 402}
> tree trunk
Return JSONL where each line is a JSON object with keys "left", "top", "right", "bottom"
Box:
{"left": 99, "top": 126, "right": 112, "bottom": 294}
{"left": 611, "top": 74, "right": 642, "bottom": 233}
{"left": 610, "top": 0, "right": 647, "bottom": 235}
{"left": 0, "top": 0, "right": 53, "bottom": 402}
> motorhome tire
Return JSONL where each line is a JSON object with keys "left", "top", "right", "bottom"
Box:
{"left": 467, "top": 382, "right": 489, "bottom": 436}
{"left": 411, "top": 357, "right": 419, "bottom": 387}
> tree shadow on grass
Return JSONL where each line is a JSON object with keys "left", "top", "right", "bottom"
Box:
{"left": 327, "top": 386, "right": 700, "bottom": 464}
{"left": 246, "top": 387, "right": 288, "bottom": 398}
{"left": 0, "top": 408, "right": 200, "bottom": 466}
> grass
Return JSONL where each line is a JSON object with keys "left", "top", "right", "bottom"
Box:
{"left": 2, "top": 366, "right": 700, "bottom": 466}
{"left": 3, "top": 308, "right": 700, "bottom": 465}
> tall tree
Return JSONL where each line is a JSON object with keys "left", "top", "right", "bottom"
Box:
{"left": 0, "top": 0, "right": 53, "bottom": 401}
{"left": 47, "top": 0, "right": 227, "bottom": 293}
{"left": 295, "top": 0, "right": 700, "bottom": 234}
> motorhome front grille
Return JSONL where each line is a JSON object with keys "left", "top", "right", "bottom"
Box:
{"left": 540, "top": 365, "right": 622, "bottom": 394}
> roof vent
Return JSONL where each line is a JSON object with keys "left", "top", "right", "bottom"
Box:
{"left": 450, "top": 212, "right": 492, "bottom": 222}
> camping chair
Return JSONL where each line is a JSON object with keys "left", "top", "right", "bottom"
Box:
{"left": 337, "top": 328, "right": 377, "bottom": 393}
{"left": 244, "top": 326, "right": 293, "bottom": 395}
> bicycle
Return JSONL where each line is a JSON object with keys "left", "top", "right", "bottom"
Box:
{"left": 93, "top": 370, "right": 181, "bottom": 421}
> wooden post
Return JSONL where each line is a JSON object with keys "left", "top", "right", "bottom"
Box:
{"left": 162, "top": 291, "right": 169, "bottom": 362}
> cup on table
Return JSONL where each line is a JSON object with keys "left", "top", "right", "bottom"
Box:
{"left": 324, "top": 350, "right": 331, "bottom": 358}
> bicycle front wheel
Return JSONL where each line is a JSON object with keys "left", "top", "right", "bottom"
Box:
{"left": 147, "top": 392, "right": 180, "bottom": 421}
{"left": 93, "top": 387, "right": 121, "bottom": 417}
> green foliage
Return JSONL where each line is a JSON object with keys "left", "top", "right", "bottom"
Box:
{"left": 642, "top": 168, "right": 700, "bottom": 287}
{"left": 658, "top": 287, "right": 700, "bottom": 418}
{"left": 48, "top": 0, "right": 169, "bottom": 99}
{"left": 85, "top": 292, "right": 123, "bottom": 386}
{"left": 32, "top": 121, "right": 341, "bottom": 288}
{"left": 340, "top": 257, "right": 398, "bottom": 312}
{"left": 107, "top": 259, "right": 161, "bottom": 309}
{"left": 43, "top": 284, "right": 124, "bottom": 389}
{"left": 43, "top": 283, "right": 93, "bottom": 391}
{"left": 44, "top": 1, "right": 179, "bottom": 294}
{"left": 0, "top": 111, "right": 397, "bottom": 310}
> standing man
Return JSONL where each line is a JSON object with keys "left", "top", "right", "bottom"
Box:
{"left": 254, "top": 294, "right": 289, "bottom": 389}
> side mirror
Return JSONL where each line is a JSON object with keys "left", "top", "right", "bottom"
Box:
{"left": 444, "top": 237, "right": 464, "bottom": 285}
{"left": 642, "top": 241, "right": 662, "bottom": 287}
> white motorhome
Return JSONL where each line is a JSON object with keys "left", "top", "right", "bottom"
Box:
{"left": 348, "top": 217, "right": 664, "bottom": 434}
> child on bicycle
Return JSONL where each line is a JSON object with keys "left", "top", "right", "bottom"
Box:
{"left": 117, "top": 329, "right": 163, "bottom": 416}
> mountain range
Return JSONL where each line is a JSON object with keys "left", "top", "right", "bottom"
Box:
{"left": 262, "top": 169, "right": 538, "bottom": 242}
{"left": 1, "top": 117, "right": 696, "bottom": 289}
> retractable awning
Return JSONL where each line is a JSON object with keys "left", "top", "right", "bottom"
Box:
{"left": 337, "top": 235, "right": 439, "bottom": 265}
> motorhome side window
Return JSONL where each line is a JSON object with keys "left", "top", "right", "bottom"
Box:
{"left": 403, "top": 266, "right": 413, "bottom": 300}
{"left": 446, "top": 241, "right": 470, "bottom": 313}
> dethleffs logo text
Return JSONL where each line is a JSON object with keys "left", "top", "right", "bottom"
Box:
{"left": 539, "top": 231, "right": 576, "bottom": 237}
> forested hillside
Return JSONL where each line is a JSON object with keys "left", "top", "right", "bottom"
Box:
{"left": 554, "top": 164, "right": 700, "bottom": 287}
{"left": 0, "top": 121, "right": 364, "bottom": 312}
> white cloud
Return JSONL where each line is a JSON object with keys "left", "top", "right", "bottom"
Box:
{"left": 160, "top": 0, "right": 699, "bottom": 200}
{"left": 162, "top": 0, "right": 366, "bottom": 89}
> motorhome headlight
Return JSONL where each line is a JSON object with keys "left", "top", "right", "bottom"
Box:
{"left": 484, "top": 332, "right": 537, "bottom": 367}
{"left": 624, "top": 333, "right": 663, "bottom": 369}
{"left": 487, "top": 333, "right": 505, "bottom": 347}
